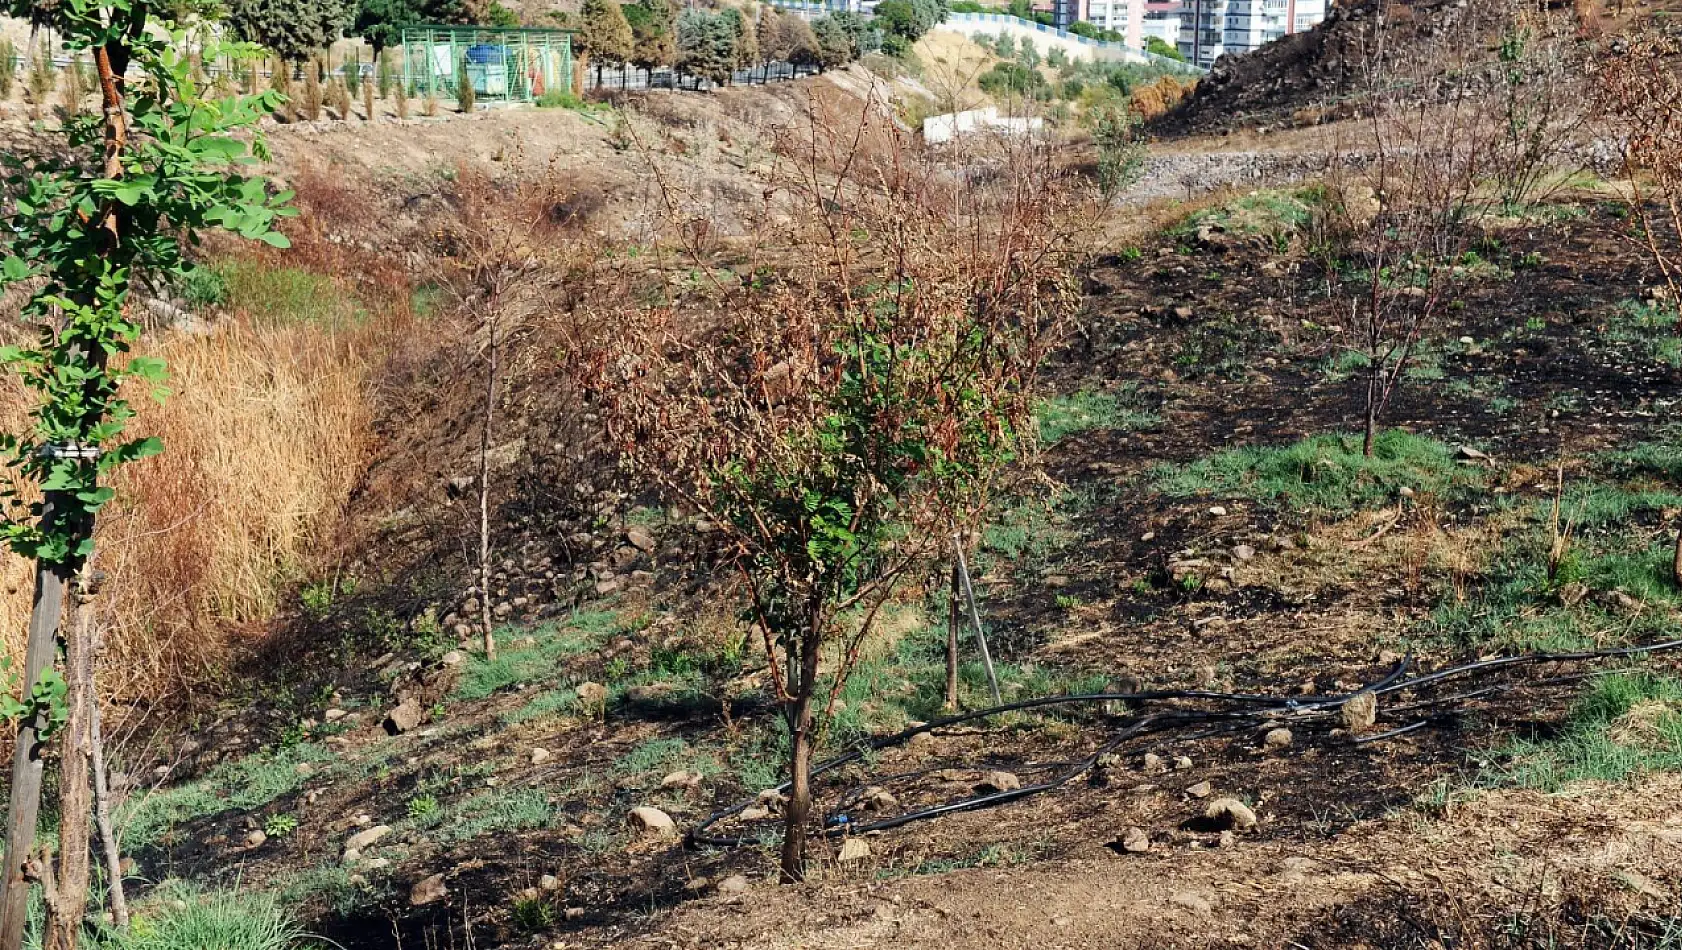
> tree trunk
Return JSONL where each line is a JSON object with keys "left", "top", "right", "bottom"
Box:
{"left": 44, "top": 575, "right": 97, "bottom": 950}
{"left": 478, "top": 309, "right": 498, "bottom": 660}
{"left": 944, "top": 561, "right": 959, "bottom": 711}
{"left": 0, "top": 527, "right": 71, "bottom": 950}
{"left": 1672, "top": 524, "right": 1682, "bottom": 589}
{"left": 89, "top": 677, "right": 127, "bottom": 930}
{"left": 1362, "top": 360, "right": 1380, "bottom": 457}
{"left": 778, "top": 622, "right": 823, "bottom": 884}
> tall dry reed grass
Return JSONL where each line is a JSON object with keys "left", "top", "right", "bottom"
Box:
{"left": 0, "top": 264, "right": 408, "bottom": 702}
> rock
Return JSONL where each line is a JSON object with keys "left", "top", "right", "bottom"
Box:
{"left": 1398, "top": 486, "right": 1415, "bottom": 498}
{"left": 409, "top": 874, "right": 448, "bottom": 906}
{"left": 860, "top": 786, "right": 899, "bottom": 811}
{"left": 716, "top": 874, "right": 751, "bottom": 894}
{"left": 564, "top": 907, "right": 585, "bottom": 921}
{"left": 324, "top": 708, "right": 347, "bottom": 722}
{"left": 441, "top": 650, "right": 466, "bottom": 666}
{"left": 625, "top": 527, "right": 657, "bottom": 552}
{"left": 384, "top": 699, "right": 423, "bottom": 735}
{"left": 1172, "top": 891, "right": 1213, "bottom": 914}
{"left": 1143, "top": 752, "right": 1165, "bottom": 772}
{"left": 365, "top": 857, "right": 391, "bottom": 870}
{"left": 1219, "top": 830, "right": 1236, "bottom": 849}
{"left": 1121, "top": 827, "right": 1151, "bottom": 853}
{"left": 1598, "top": 589, "right": 1643, "bottom": 615}
{"left": 243, "top": 830, "right": 267, "bottom": 849}
{"left": 530, "top": 747, "right": 553, "bottom": 766}
{"left": 1174, "top": 755, "right": 1193, "bottom": 770}
{"left": 683, "top": 876, "right": 709, "bottom": 894}
{"left": 1205, "top": 798, "right": 1258, "bottom": 832}
{"left": 1262, "top": 727, "right": 1293, "bottom": 750}
{"left": 975, "top": 770, "right": 1021, "bottom": 793}
{"left": 576, "top": 682, "right": 608, "bottom": 711}
{"left": 343, "top": 849, "right": 362, "bottom": 864}
{"left": 1208, "top": 506, "right": 1228, "bottom": 516}
{"left": 539, "top": 874, "right": 561, "bottom": 891}
{"left": 1172, "top": 305, "right": 1195, "bottom": 320}
{"left": 346, "top": 825, "right": 392, "bottom": 852}
{"left": 660, "top": 769, "right": 704, "bottom": 791}
{"left": 1341, "top": 691, "right": 1378, "bottom": 732}
{"left": 1455, "top": 445, "right": 1492, "bottom": 464}
{"left": 757, "top": 789, "right": 788, "bottom": 809}
{"left": 627, "top": 806, "right": 677, "bottom": 836}
{"left": 738, "top": 806, "right": 771, "bottom": 821}
{"left": 1185, "top": 781, "right": 1212, "bottom": 799}
{"left": 837, "top": 838, "right": 872, "bottom": 862}
{"left": 1231, "top": 544, "right": 1256, "bottom": 562}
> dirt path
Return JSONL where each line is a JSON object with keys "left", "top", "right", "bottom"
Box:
{"left": 600, "top": 773, "right": 1682, "bottom": 949}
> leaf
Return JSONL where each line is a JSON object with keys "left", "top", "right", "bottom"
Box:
{"left": 1, "top": 256, "right": 31, "bottom": 282}
{"left": 257, "top": 231, "right": 291, "bottom": 249}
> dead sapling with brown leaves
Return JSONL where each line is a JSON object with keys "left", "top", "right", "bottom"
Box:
{"left": 577, "top": 97, "right": 1094, "bottom": 881}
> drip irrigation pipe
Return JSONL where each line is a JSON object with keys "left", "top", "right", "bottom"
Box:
{"left": 686, "top": 638, "right": 1682, "bottom": 850}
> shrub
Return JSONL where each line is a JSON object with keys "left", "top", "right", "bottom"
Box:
{"left": 977, "top": 61, "right": 1046, "bottom": 98}
{"left": 0, "top": 38, "right": 14, "bottom": 100}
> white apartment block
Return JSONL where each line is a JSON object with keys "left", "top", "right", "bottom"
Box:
{"left": 1171, "top": 0, "right": 1325, "bottom": 66}
{"left": 1080, "top": 0, "right": 1180, "bottom": 50}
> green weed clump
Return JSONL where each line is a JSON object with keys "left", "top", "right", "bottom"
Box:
{"left": 1155, "top": 430, "right": 1477, "bottom": 513}
{"left": 1489, "top": 672, "right": 1682, "bottom": 791}
{"left": 213, "top": 260, "right": 362, "bottom": 328}
{"left": 535, "top": 90, "right": 597, "bottom": 111}
{"left": 1170, "top": 188, "right": 1318, "bottom": 247}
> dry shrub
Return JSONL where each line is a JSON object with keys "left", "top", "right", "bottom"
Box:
{"left": 1598, "top": 26, "right": 1682, "bottom": 305}
{"left": 1129, "top": 76, "right": 1192, "bottom": 122}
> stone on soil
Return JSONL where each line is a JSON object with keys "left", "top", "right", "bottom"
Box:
{"left": 1204, "top": 797, "right": 1258, "bottom": 832}
{"left": 410, "top": 873, "right": 448, "bottom": 906}
{"left": 628, "top": 806, "right": 677, "bottom": 835}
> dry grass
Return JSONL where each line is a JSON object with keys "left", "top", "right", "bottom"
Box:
{"left": 0, "top": 242, "right": 415, "bottom": 701}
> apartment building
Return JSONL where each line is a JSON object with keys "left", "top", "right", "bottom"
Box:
{"left": 1173, "top": 0, "right": 1325, "bottom": 66}
{"left": 1079, "top": 0, "right": 1180, "bottom": 48}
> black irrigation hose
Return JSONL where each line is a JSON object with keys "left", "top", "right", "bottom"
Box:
{"left": 685, "top": 638, "right": 1682, "bottom": 849}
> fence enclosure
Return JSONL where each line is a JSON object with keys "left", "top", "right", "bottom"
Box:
{"left": 398, "top": 25, "right": 574, "bottom": 103}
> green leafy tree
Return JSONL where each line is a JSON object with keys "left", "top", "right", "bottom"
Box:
{"left": 1145, "top": 36, "right": 1184, "bottom": 60}
{"left": 828, "top": 11, "right": 879, "bottom": 56}
{"left": 486, "top": 0, "right": 518, "bottom": 25}
{"left": 576, "top": 0, "right": 635, "bottom": 81}
{"left": 676, "top": 7, "right": 737, "bottom": 85}
{"left": 0, "top": 1, "right": 294, "bottom": 947}
{"left": 625, "top": 0, "right": 676, "bottom": 71}
{"left": 227, "top": 0, "right": 353, "bottom": 61}
{"left": 352, "top": 0, "right": 420, "bottom": 56}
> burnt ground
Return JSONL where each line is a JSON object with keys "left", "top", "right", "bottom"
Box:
{"left": 109, "top": 143, "right": 1682, "bottom": 950}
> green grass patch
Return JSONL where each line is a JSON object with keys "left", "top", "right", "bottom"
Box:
{"left": 1170, "top": 188, "right": 1316, "bottom": 246}
{"left": 120, "top": 742, "right": 338, "bottom": 852}
{"left": 403, "top": 786, "right": 556, "bottom": 845}
{"left": 1607, "top": 300, "right": 1682, "bottom": 368}
{"left": 214, "top": 260, "right": 362, "bottom": 329}
{"left": 453, "top": 610, "right": 625, "bottom": 701}
{"left": 501, "top": 687, "right": 580, "bottom": 726}
{"left": 1488, "top": 672, "right": 1682, "bottom": 791}
{"left": 1036, "top": 383, "right": 1159, "bottom": 443}
{"left": 87, "top": 883, "right": 305, "bottom": 950}
{"left": 1155, "top": 430, "right": 1478, "bottom": 513}
{"left": 1321, "top": 348, "right": 1444, "bottom": 383}
{"left": 614, "top": 737, "right": 721, "bottom": 785}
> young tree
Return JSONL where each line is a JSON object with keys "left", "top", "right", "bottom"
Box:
{"left": 576, "top": 0, "right": 635, "bottom": 86}
{"left": 1316, "top": 7, "right": 1505, "bottom": 456}
{"left": 580, "top": 111, "right": 1090, "bottom": 882}
{"left": 0, "top": 3, "right": 293, "bottom": 948}
{"left": 227, "top": 0, "right": 353, "bottom": 62}
{"left": 757, "top": 6, "right": 786, "bottom": 61}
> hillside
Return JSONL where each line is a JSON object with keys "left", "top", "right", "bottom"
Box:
{"left": 7, "top": 8, "right": 1682, "bottom": 950}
